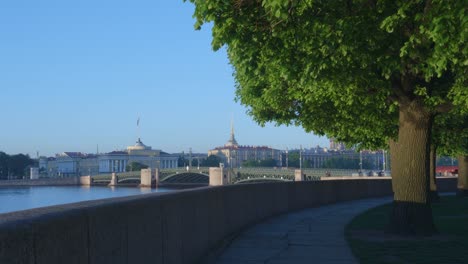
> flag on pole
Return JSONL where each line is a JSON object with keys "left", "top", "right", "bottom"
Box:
{"left": 137, "top": 117, "right": 140, "bottom": 127}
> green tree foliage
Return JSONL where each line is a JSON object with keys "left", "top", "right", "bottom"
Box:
{"left": 201, "top": 155, "right": 222, "bottom": 167}
{"left": 177, "top": 155, "right": 188, "bottom": 167}
{"left": 242, "top": 158, "right": 277, "bottom": 167}
{"left": 435, "top": 111, "right": 468, "bottom": 158}
{"left": 0, "top": 151, "right": 34, "bottom": 179}
{"left": 186, "top": 0, "right": 467, "bottom": 235}
{"left": 125, "top": 162, "right": 149, "bottom": 172}
{"left": 322, "top": 157, "right": 372, "bottom": 170}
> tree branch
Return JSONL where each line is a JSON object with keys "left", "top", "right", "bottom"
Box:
{"left": 391, "top": 76, "right": 412, "bottom": 105}
{"left": 435, "top": 101, "right": 453, "bottom": 113}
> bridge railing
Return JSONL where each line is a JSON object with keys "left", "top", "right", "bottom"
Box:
{"left": 234, "top": 167, "right": 391, "bottom": 177}
{"left": 91, "top": 167, "right": 211, "bottom": 182}
{"left": 92, "top": 171, "right": 140, "bottom": 181}
{"left": 90, "top": 167, "right": 391, "bottom": 184}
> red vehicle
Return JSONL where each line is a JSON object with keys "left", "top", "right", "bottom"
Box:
{"left": 436, "top": 166, "right": 459, "bottom": 176}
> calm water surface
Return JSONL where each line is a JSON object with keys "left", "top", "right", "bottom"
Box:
{"left": 0, "top": 186, "right": 173, "bottom": 214}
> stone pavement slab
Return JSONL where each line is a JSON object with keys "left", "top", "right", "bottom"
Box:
{"left": 213, "top": 197, "right": 392, "bottom": 264}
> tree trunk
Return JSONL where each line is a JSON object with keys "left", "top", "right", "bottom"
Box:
{"left": 429, "top": 145, "right": 440, "bottom": 202}
{"left": 387, "top": 101, "right": 436, "bottom": 235}
{"left": 457, "top": 156, "right": 468, "bottom": 196}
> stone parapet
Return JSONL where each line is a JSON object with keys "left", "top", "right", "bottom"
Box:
{"left": 0, "top": 177, "right": 458, "bottom": 264}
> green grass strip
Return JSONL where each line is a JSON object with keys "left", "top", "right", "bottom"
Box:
{"left": 345, "top": 196, "right": 468, "bottom": 264}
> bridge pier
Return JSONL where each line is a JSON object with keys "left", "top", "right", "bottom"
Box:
{"left": 140, "top": 169, "right": 151, "bottom": 187}
{"left": 80, "top": 175, "right": 92, "bottom": 186}
{"left": 108, "top": 173, "right": 118, "bottom": 187}
{"left": 140, "top": 168, "right": 159, "bottom": 188}
{"left": 209, "top": 167, "right": 227, "bottom": 186}
{"left": 295, "top": 169, "right": 305, "bottom": 181}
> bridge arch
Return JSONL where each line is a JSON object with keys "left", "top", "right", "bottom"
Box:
{"left": 235, "top": 178, "right": 291, "bottom": 184}
{"left": 117, "top": 177, "right": 141, "bottom": 184}
{"left": 161, "top": 172, "right": 209, "bottom": 184}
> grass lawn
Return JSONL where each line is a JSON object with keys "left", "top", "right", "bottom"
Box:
{"left": 345, "top": 196, "right": 468, "bottom": 264}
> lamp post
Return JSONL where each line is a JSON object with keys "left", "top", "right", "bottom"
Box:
{"left": 359, "top": 151, "right": 363, "bottom": 171}
{"left": 299, "top": 145, "right": 303, "bottom": 170}
{"left": 189, "top": 148, "right": 193, "bottom": 171}
{"left": 382, "top": 150, "right": 386, "bottom": 172}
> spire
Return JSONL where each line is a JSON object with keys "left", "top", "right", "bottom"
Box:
{"left": 230, "top": 118, "right": 235, "bottom": 138}
{"left": 226, "top": 118, "right": 238, "bottom": 147}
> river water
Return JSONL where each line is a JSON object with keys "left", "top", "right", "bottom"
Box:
{"left": 0, "top": 186, "right": 173, "bottom": 214}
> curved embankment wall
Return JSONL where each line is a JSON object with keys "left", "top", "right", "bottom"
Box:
{"left": 0, "top": 177, "right": 457, "bottom": 264}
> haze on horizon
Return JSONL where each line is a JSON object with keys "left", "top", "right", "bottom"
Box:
{"left": 0, "top": 0, "right": 329, "bottom": 157}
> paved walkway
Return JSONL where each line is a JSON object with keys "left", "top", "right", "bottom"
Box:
{"left": 214, "top": 197, "right": 392, "bottom": 264}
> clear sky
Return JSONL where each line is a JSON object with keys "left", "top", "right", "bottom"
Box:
{"left": 0, "top": 0, "right": 328, "bottom": 157}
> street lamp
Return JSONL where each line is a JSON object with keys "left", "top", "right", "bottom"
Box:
{"left": 382, "top": 150, "right": 386, "bottom": 172}
{"left": 359, "top": 151, "right": 363, "bottom": 172}
{"left": 299, "top": 145, "right": 303, "bottom": 170}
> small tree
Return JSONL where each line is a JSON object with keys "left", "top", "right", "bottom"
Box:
{"left": 125, "top": 162, "right": 148, "bottom": 172}
{"left": 201, "top": 155, "right": 222, "bottom": 167}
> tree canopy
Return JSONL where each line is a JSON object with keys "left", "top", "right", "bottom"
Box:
{"left": 125, "top": 162, "right": 148, "bottom": 172}
{"left": 0, "top": 151, "right": 35, "bottom": 179}
{"left": 242, "top": 158, "right": 278, "bottom": 167}
{"left": 188, "top": 0, "right": 466, "bottom": 141}
{"left": 186, "top": 0, "right": 467, "bottom": 235}
{"left": 201, "top": 154, "right": 222, "bottom": 167}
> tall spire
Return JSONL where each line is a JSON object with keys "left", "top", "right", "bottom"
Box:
{"left": 230, "top": 118, "right": 234, "bottom": 137}
{"left": 226, "top": 118, "right": 238, "bottom": 147}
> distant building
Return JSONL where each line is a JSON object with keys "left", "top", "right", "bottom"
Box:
{"left": 55, "top": 152, "right": 99, "bottom": 177}
{"left": 38, "top": 156, "right": 58, "bottom": 177}
{"left": 40, "top": 138, "right": 178, "bottom": 177}
{"left": 98, "top": 138, "right": 178, "bottom": 173}
{"left": 329, "top": 138, "right": 346, "bottom": 151}
{"left": 208, "top": 122, "right": 282, "bottom": 168}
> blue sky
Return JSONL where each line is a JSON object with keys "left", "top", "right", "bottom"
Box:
{"left": 0, "top": 0, "right": 328, "bottom": 157}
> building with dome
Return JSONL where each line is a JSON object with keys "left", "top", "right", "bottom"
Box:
{"left": 98, "top": 138, "right": 178, "bottom": 173}
{"left": 40, "top": 138, "right": 179, "bottom": 177}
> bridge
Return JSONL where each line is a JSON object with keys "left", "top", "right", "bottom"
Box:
{"left": 89, "top": 167, "right": 380, "bottom": 186}
{"left": 92, "top": 168, "right": 210, "bottom": 185}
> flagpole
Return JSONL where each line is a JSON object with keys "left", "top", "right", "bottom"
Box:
{"left": 137, "top": 117, "right": 140, "bottom": 140}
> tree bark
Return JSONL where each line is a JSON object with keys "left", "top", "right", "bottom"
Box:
{"left": 429, "top": 145, "right": 440, "bottom": 202}
{"left": 387, "top": 101, "right": 436, "bottom": 235}
{"left": 457, "top": 155, "right": 468, "bottom": 196}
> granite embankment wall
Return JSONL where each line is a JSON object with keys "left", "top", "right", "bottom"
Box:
{"left": 0, "top": 177, "right": 79, "bottom": 187}
{"left": 0, "top": 177, "right": 457, "bottom": 264}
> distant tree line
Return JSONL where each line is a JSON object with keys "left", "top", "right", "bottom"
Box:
{"left": 178, "top": 155, "right": 221, "bottom": 168}
{"left": 0, "top": 151, "right": 35, "bottom": 180}
{"left": 322, "top": 157, "right": 372, "bottom": 170}
{"left": 125, "top": 162, "right": 148, "bottom": 172}
{"left": 242, "top": 158, "right": 277, "bottom": 167}
{"left": 283, "top": 153, "right": 372, "bottom": 169}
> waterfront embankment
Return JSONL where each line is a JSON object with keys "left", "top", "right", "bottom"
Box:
{"left": 0, "top": 177, "right": 79, "bottom": 187}
{"left": 0, "top": 177, "right": 458, "bottom": 264}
